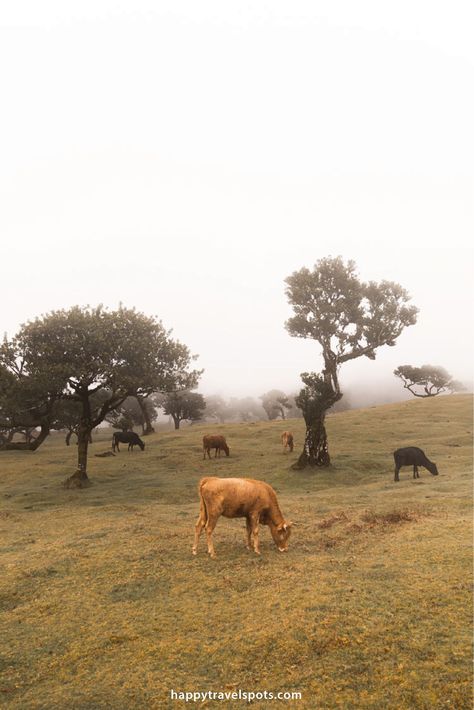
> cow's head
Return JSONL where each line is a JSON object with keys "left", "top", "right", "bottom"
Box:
{"left": 223, "top": 443, "right": 230, "bottom": 457}
{"left": 271, "top": 521, "right": 292, "bottom": 552}
{"left": 139, "top": 441, "right": 145, "bottom": 451}
{"left": 428, "top": 461, "right": 438, "bottom": 475}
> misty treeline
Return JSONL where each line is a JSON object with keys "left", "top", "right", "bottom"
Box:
{"left": 1, "top": 256, "right": 465, "bottom": 481}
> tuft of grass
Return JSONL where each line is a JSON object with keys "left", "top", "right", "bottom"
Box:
{"left": 0, "top": 394, "right": 472, "bottom": 709}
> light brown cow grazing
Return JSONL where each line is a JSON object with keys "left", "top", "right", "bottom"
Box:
{"left": 281, "top": 431, "right": 294, "bottom": 452}
{"left": 192, "top": 476, "right": 292, "bottom": 558}
{"left": 203, "top": 434, "right": 230, "bottom": 460}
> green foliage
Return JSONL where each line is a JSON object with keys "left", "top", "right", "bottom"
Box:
{"left": 162, "top": 390, "right": 206, "bottom": 428}
{"left": 285, "top": 256, "right": 418, "bottom": 366}
{"left": 295, "top": 373, "right": 342, "bottom": 425}
{"left": 285, "top": 256, "right": 418, "bottom": 467}
{"left": 394, "top": 364, "right": 466, "bottom": 398}
{"left": 1, "top": 306, "right": 201, "bottom": 473}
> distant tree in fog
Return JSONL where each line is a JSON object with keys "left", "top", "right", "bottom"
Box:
{"left": 228, "top": 396, "right": 266, "bottom": 422}
{"left": 105, "top": 395, "right": 160, "bottom": 435}
{"left": 162, "top": 390, "right": 206, "bottom": 429}
{"left": 394, "top": 365, "right": 465, "bottom": 398}
{"left": 284, "top": 393, "right": 303, "bottom": 419}
{"left": 203, "top": 395, "right": 228, "bottom": 423}
{"left": 285, "top": 256, "right": 418, "bottom": 469}
{"left": 260, "top": 390, "right": 291, "bottom": 420}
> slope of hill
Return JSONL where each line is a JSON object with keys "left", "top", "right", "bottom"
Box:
{"left": 0, "top": 395, "right": 472, "bottom": 708}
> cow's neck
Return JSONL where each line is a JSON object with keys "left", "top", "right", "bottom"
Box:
{"left": 266, "top": 501, "right": 284, "bottom": 529}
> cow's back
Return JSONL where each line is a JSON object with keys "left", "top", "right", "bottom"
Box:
{"left": 200, "top": 476, "right": 274, "bottom": 518}
{"left": 394, "top": 446, "right": 426, "bottom": 465}
{"left": 203, "top": 434, "right": 226, "bottom": 447}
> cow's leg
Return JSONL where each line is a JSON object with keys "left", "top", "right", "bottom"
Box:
{"left": 192, "top": 514, "right": 206, "bottom": 555}
{"left": 413, "top": 465, "right": 418, "bottom": 479}
{"left": 245, "top": 517, "right": 252, "bottom": 550}
{"left": 394, "top": 465, "right": 400, "bottom": 482}
{"left": 205, "top": 516, "right": 219, "bottom": 558}
{"left": 250, "top": 513, "right": 261, "bottom": 555}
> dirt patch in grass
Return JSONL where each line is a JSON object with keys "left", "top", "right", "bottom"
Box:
{"left": 360, "top": 508, "right": 422, "bottom": 526}
{"left": 317, "top": 511, "right": 349, "bottom": 529}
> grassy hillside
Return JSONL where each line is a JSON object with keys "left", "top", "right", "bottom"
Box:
{"left": 0, "top": 394, "right": 472, "bottom": 709}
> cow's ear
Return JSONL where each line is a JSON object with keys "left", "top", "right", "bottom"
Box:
{"left": 280, "top": 521, "right": 292, "bottom": 531}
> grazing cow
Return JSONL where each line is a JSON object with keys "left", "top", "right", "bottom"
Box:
{"left": 192, "top": 476, "right": 292, "bottom": 558}
{"left": 393, "top": 447, "right": 439, "bottom": 482}
{"left": 202, "top": 434, "right": 230, "bottom": 460}
{"left": 112, "top": 431, "right": 145, "bottom": 452}
{"left": 281, "top": 431, "right": 294, "bottom": 452}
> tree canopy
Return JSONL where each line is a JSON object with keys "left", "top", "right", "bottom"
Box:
{"left": 285, "top": 256, "right": 418, "bottom": 467}
{"left": 394, "top": 365, "right": 465, "bottom": 398}
{"left": 162, "top": 390, "right": 206, "bottom": 429}
{"left": 0, "top": 305, "right": 202, "bottom": 485}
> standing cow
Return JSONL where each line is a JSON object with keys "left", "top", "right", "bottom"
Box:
{"left": 281, "top": 431, "right": 294, "bottom": 452}
{"left": 393, "top": 447, "right": 438, "bottom": 481}
{"left": 193, "top": 476, "right": 292, "bottom": 558}
{"left": 202, "top": 434, "right": 230, "bottom": 459}
{"left": 112, "top": 431, "right": 145, "bottom": 452}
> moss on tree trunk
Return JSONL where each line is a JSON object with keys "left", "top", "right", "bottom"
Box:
{"left": 293, "top": 415, "right": 331, "bottom": 469}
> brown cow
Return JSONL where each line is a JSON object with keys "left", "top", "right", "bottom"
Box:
{"left": 192, "top": 476, "right": 292, "bottom": 558}
{"left": 281, "top": 431, "right": 294, "bottom": 452}
{"left": 203, "top": 434, "right": 230, "bottom": 460}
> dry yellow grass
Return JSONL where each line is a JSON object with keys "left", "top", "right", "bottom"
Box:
{"left": 0, "top": 394, "right": 472, "bottom": 709}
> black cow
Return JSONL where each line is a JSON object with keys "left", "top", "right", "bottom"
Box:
{"left": 393, "top": 447, "right": 439, "bottom": 482}
{"left": 112, "top": 431, "right": 145, "bottom": 452}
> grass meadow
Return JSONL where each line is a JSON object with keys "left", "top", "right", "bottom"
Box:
{"left": 0, "top": 394, "right": 472, "bottom": 709}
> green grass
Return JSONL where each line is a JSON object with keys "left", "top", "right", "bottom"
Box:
{"left": 0, "top": 394, "right": 472, "bottom": 709}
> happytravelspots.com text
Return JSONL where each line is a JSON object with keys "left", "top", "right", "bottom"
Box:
{"left": 170, "top": 689, "right": 302, "bottom": 703}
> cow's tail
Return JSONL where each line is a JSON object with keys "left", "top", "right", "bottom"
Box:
{"left": 198, "top": 478, "right": 210, "bottom": 526}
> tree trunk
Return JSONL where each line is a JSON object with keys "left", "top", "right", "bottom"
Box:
{"left": 63, "top": 397, "right": 92, "bottom": 488}
{"left": 172, "top": 415, "right": 180, "bottom": 430}
{"left": 0, "top": 423, "right": 50, "bottom": 451}
{"left": 136, "top": 396, "right": 154, "bottom": 435}
{"left": 292, "top": 414, "right": 331, "bottom": 469}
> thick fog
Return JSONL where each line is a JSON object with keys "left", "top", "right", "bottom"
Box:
{"left": 1, "top": 2, "right": 473, "bottom": 406}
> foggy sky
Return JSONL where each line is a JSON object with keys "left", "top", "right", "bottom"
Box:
{"left": 1, "top": 2, "right": 473, "bottom": 403}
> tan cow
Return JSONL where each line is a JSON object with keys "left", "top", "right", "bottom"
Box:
{"left": 281, "top": 431, "right": 294, "bottom": 452}
{"left": 192, "top": 476, "right": 292, "bottom": 558}
{"left": 203, "top": 434, "right": 230, "bottom": 460}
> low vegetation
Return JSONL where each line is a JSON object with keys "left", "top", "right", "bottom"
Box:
{"left": 0, "top": 395, "right": 472, "bottom": 709}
